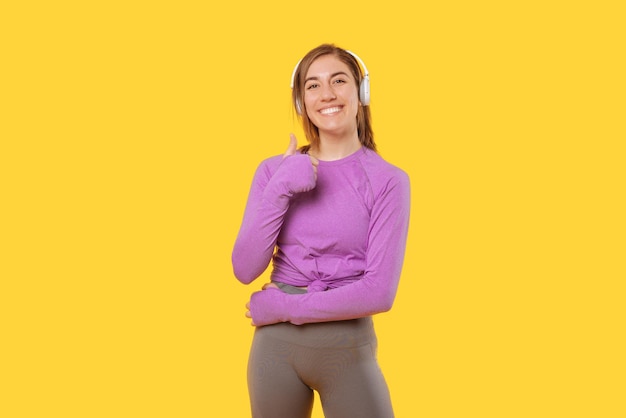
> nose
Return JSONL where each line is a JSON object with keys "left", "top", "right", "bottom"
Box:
{"left": 320, "top": 83, "right": 336, "bottom": 101}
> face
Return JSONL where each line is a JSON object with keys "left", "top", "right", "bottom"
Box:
{"left": 303, "top": 54, "right": 360, "bottom": 138}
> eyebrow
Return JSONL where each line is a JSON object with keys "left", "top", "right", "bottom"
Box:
{"left": 304, "top": 71, "right": 350, "bottom": 84}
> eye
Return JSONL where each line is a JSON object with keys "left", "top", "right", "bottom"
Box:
{"left": 306, "top": 83, "right": 319, "bottom": 90}
{"left": 333, "top": 78, "right": 347, "bottom": 85}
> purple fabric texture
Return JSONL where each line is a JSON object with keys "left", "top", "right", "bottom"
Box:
{"left": 232, "top": 147, "right": 410, "bottom": 326}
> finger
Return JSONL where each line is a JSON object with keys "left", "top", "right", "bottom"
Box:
{"left": 283, "top": 133, "right": 298, "bottom": 158}
{"left": 245, "top": 302, "right": 254, "bottom": 324}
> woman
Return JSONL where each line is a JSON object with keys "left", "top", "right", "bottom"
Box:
{"left": 232, "top": 43, "right": 410, "bottom": 418}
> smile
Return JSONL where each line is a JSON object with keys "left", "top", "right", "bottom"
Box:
{"left": 319, "top": 106, "right": 342, "bottom": 115}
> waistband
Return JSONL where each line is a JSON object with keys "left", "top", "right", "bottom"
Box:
{"left": 275, "top": 282, "right": 308, "bottom": 294}
{"left": 255, "top": 316, "right": 376, "bottom": 348}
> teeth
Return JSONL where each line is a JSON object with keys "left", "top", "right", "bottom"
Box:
{"left": 320, "top": 106, "right": 341, "bottom": 115}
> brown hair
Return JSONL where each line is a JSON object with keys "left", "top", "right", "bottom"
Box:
{"left": 291, "top": 44, "right": 376, "bottom": 154}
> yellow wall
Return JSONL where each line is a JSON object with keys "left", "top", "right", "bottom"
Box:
{"left": 2, "top": 1, "right": 624, "bottom": 417}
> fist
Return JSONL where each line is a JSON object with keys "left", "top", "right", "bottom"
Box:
{"left": 278, "top": 133, "right": 319, "bottom": 194}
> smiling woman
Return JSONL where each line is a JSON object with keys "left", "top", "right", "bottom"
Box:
{"left": 232, "top": 43, "right": 411, "bottom": 418}
{"left": 301, "top": 55, "right": 362, "bottom": 155}
{"left": 291, "top": 44, "right": 376, "bottom": 159}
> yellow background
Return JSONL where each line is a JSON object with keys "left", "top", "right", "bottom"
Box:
{"left": 1, "top": 1, "right": 624, "bottom": 417}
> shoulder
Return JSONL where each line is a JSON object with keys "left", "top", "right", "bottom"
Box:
{"left": 253, "top": 154, "right": 284, "bottom": 178}
{"left": 358, "top": 148, "right": 410, "bottom": 192}
{"left": 258, "top": 154, "right": 284, "bottom": 169}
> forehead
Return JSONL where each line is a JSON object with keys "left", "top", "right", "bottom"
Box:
{"left": 305, "top": 54, "right": 353, "bottom": 78}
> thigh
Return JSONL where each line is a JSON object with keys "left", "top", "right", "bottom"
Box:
{"left": 248, "top": 328, "right": 314, "bottom": 418}
{"left": 317, "top": 343, "right": 394, "bottom": 418}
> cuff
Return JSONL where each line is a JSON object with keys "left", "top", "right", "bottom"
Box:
{"left": 262, "top": 154, "right": 315, "bottom": 208}
{"left": 250, "top": 288, "right": 297, "bottom": 326}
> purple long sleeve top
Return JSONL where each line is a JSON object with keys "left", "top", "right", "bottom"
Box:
{"left": 232, "top": 147, "right": 410, "bottom": 326}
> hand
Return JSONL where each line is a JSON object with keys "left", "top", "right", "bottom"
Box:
{"left": 245, "top": 282, "right": 280, "bottom": 326}
{"left": 284, "top": 133, "right": 319, "bottom": 181}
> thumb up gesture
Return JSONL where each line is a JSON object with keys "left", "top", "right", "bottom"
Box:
{"left": 284, "top": 133, "right": 319, "bottom": 182}
{"left": 273, "top": 134, "right": 319, "bottom": 195}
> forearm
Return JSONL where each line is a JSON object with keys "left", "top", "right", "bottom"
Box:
{"left": 232, "top": 197, "right": 288, "bottom": 283}
{"left": 232, "top": 154, "right": 316, "bottom": 283}
{"left": 250, "top": 274, "right": 400, "bottom": 325}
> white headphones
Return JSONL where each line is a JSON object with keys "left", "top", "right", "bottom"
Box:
{"left": 290, "top": 49, "right": 370, "bottom": 114}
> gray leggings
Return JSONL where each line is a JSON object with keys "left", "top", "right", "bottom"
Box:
{"left": 247, "top": 285, "right": 394, "bottom": 418}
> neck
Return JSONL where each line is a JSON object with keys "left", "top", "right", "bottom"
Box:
{"left": 313, "top": 127, "right": 361, "bottom": 161}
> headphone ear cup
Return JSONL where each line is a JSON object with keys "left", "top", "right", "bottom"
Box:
{"left": 360, "top": 76, "right": 370, "bottom": 106}
{"left": 295, "top": 98, "right": 302, "bottom": 115}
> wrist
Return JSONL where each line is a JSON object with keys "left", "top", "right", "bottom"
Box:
{"left": 250, "top": 288, "right": 293, "bottom": 326}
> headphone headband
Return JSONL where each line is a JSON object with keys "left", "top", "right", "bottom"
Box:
{"left": 290, "top": 50, "right": 369, "bottom": 89}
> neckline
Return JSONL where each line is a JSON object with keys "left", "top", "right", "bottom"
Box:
{"left": 309, "top": 147, "right": 367, "bottom": 166}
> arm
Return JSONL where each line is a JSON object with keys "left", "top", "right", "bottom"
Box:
{"left": 232, "top": 137, "right": 318, "bottom": 283}
{"left": 248, "top": 170, "right": 411, "bottom": 325}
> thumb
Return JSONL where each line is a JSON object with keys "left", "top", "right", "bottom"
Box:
{"left": 283, "top": 133, "right": 298, "bottom": 158}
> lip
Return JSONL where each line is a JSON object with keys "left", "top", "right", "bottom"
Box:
{"left": 318, "top": 105, "right": 343, "bottom": 115}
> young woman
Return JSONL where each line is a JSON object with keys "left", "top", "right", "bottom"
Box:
{"left": 232, "top": 43, "right": 410, "bottom": 418}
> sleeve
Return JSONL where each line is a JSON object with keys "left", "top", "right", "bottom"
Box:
{"left": 232, "top": 154, "right": 317, "bottom": 283}
{"left": 249, "top": 169, "right": 411, "bottom": 326}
